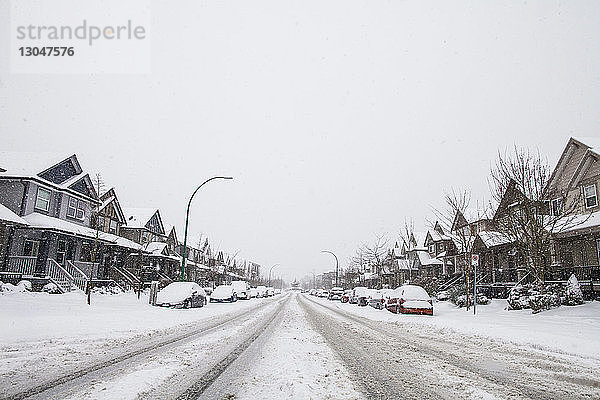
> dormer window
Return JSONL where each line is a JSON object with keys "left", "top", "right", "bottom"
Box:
{"left": 34, "top": 187, "right": 51, "bottom": 212}
{"left": 429, "top": 244, "right": 435, "bottom": 253}
{"left": 67, "top": 196, "right": 86, "bottom": 220}
{"left": 584, "top": 184, "right": 598, "bottom": 208}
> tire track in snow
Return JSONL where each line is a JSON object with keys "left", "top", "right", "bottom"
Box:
{"left": 300, "top": 294, "right": 600, "bottom": 400}
{"left": 4, "top": 296, "right": 285, "bottom": 400}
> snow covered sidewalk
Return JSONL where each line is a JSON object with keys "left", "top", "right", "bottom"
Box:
{"left": 312, "top": 296, "right": 600, "bottom": 360}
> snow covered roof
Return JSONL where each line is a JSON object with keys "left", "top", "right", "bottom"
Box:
{"left": 573, "top": 137, "right": 600, "bottom": 158}
{"left": 553, "top": 211, "right": 600, "bottom": 236}
{"left": 477, "top": 231, "right": 512, "bottom": 248}
{"left": 0, "top": 152, "right": 96, "bottom": 201}
{"left": 145, "top": 241, "right": 167, "bottom": 255}
{"left": 416, "top": 251, "right": 443, "bottom": 266}
{"left": 396, "top": 259, "right": 417, "bottom": 271}
{"left": 0, "top": 204, "right": 28, "bottom": 225}
{"left": 122, "top": 208, "right": 159, "bottom": 229}
{"left": 22, "top": 213, "right": 142, "bottom": 250}
{"left": 428, "top": 229, "right": 452, "bottom": 242}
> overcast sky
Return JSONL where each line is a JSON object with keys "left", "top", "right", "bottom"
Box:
{"left": 1, "top": 1, "right": 600, "bottom": 281}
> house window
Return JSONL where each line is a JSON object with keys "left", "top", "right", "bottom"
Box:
{"left": 67, "top": 197, "right": 86, "bottom": 220}
{"left": 551, "top": 198, "right": 564, "bottom": 216}
{"left": 56, "top": 240, "right": 66, "bottom": 264}
{"left": 109, "top": 220, "right": 117, "bottom": 234}
{"left": 429, "top": 244, "right": 435, "bottom": 253}
{"left": 23, "top": 240, "right": 39, "bottom": 257}
{"left": 35, "top": 187, "right": 51, "bottom": 211}
{"left": 97, "top": 216, "right": 105, "bottom": 231}
{"left": 584, "top": 184, "right": 598, "bottom": 208}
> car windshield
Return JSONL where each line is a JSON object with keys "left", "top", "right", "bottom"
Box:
{"left": 212, "top": 286, "right": 233, "bottom": 296}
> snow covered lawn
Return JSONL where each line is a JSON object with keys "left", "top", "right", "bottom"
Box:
{"left": 310, "top": 296, "right": 600, "bottom": 359}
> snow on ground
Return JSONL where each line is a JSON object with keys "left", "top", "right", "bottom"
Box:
{"left": 310, "top": 296, "right": 600, "bottom": 360}
{"left": 212, "top": 295, "right": 364, "bottom": 400}
{"left": 0, "top": 290, "right": 274, "bottom": 398}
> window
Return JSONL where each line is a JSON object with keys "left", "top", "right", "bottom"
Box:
{"left": 551, "top": 198, "right": 564, "bottom": 216}
{"left": 35, "top": 187, "right": 51, "bottom": 211}
{"left": 428, "top": 244, "right": 435, "bottom": 253}
{"left": 97, "top": 215, "right": 105, "bottom": 231}
{"left": 109, "top": 220, "right": 117, "bottom": 234}
{"left": 584, "top": 184, "right": 598, "bottom": 208}
{"left": 67, "top": 196, "right": 86, "bottom": 220}
{"left": 56, "top": 240, "right": 66, "bottom": 264}
{"left": 23, "top": 240, "right": 39, "bottom": 257}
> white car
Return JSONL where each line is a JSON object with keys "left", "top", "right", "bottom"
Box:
{"left": 210, "top": 285, "right": 238, "bottom": 303}
{"left": 155, "top": 282, "right": 207, "bottom": 308}
{"left": 249, "top": 287, "right": 259, "bottom": 298}
{"left": 256, "top": 285, "right": 267, "bottom": 298}
{"left": 274, "top": 288, "right": 282, "bottom": 295}
{"left": 265, "top": 287, "right": 275, "bottom": 297}
{"left": 231, "top": 280, "right": 251, "bottom": 300}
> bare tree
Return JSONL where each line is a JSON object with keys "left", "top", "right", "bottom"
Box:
{"left": 433, "top": 188, "right": 479, "bottom": 310}
{"left": 489, "top": 146, "right": 584, "bottom": 283}
{"left": 89, "top": 173, "right": 105, "bottom": 305}
{"left": 359, "top": 233, "right": 389, "bottom": 278}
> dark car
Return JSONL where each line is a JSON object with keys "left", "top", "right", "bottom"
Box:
{"left": 155, "top": 282, "right": 207, "bottom": 308}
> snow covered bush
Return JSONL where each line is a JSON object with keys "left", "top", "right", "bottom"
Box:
{"left": 42, "top": 282, "right": 61, "bottom": 294}
{"left": 1, "top": 282, "right": 19, "bottom": 293}
{"left": 92, "top": 285, "right": 124, "bottom": 295}
{"left": 564, "top": 274, "right": 584, "bottom": 306}
{"left": 507, "top": 285, "right": 532, "bottom": 310}
{"left": 508, "top": 283, "right": 565, "bottom": 312}
{"left": 17, "top": 280, "right": 33, "bottom": 292}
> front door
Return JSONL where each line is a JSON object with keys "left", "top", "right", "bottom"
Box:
{"left": 36, "top": 238, "right": 49, "bottom": 275}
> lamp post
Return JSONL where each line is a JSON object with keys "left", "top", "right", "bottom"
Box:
{"left": 268, "top": 264, "right": 278, "bottom": 287}
{"left": 321, "top": 250, "right": 339, "bottom": 287}
{"left": 180, "top": 176, "right": 233, "bottom": 281}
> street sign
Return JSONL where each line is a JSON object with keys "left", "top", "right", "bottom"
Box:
{"left": 471, "top": 254, "right": 479, "bottom": 267}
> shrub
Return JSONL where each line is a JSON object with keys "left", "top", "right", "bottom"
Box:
{"left": 564, "top": 274, "right": 584, "bottom": 306}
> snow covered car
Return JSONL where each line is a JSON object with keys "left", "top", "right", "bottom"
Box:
{"left": 256, "top": 285, "right": 267, "bottom": 298}
{"left": 231, "top": 280, "right": 251, "bottom": 300}
{"left": 328, "top": 287, "right": 344, "bottom": 300}
{"left": 350, "top": 286, "right": 369, "bottom": 305}
{"left": 341, "top": 289, "right": 353, "bottom": 303}
{"left": 357, "top": 288, "right": 377, "bottom": 307}
{"left": 266, "top": 287, "right": 275, "bottom": 297}
{"left": 249, "top": 287, "right": 259, "bottom": 298}
{"left": 367, "top": 289, "right": 395, "bottom": 310}
{"left": 436, "top": 290, "right": 449, "bottom": 301}
{"left": 155, "top": 282, "right": 207, "bottom": 309}
{"left": 210, "top": 285, "right": 238, "bottom": 303}
{"left": 387, "top": 285, "right": 433, "bottom": 315}
{"left": 274, "top": 288, "right": 282, "bottom": 295}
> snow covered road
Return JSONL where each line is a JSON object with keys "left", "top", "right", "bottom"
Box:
{"left": 300, "top": 294, "right": 600, "bottom": 400}
{"left": 2, "top": 291, "right": 599, "bottom": 400}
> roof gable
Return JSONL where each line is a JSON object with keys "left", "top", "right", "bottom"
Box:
{"left": 99, "top": 188, "right": 126, "bottom": 223}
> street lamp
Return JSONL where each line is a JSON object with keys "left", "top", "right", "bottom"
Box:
{"left": 321, "top": 250, "right": 339, "bottom": 287}
{"left": 180, "top": 176, "right": 233, "bottom": 281}
{"left": 268, "top": 264, "right": 278, "bottom": 287}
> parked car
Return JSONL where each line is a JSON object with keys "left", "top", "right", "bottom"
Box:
{"left": 436, "top": 290, "right": 449, "bottom": 301}
{"left": 210, "top": 285, "right": 238, "bottom": 303}
{"left": 387, "top": 285, "right": 433, "bottom": 315}
{"left": 309, "top": 289, "right": 316, "bottom": 296}
{"left": 249, "top": 287, "right": 259, "bottom": 298}
{"left": 256, "top": 285, "right": 267, "bottom": 298}
{"left": 274, "top": 288, "right": 282, "bottom": 295}
{"left": 367, "top": 288, "right": 395, "bottom": 310}
{"left": 350, "top": 286, "right": 369, "bottom": 305}
{"left": 202, "top": 286, "right": 213, "bottom": 296}
{"left": 231, "top": 280, "right": 251, "bottom": 300}
{"left": 266, "top": 286, "right": 275, "bottom": 297}
{"left": 341, "top": 289, "right": 353, "bottom": 303}
{"left": 316, "top": 289, "right": 328, "bottom": 298}
{"left": 357, "top": 288, "right": 376, "bottom": 306}
{"left": 155, "top": 282, "right": 207, "bottom": 309}
{"left": 328, "top": 287, "right": 344, "bottom": 300}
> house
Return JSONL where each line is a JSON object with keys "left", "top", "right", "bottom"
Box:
{"left": 0, "top": 153, "right": 138, "bottom": 292}
{"left": 423, "top": 221, "right": 456, "bottom": 277}
{"left": 545, "top": 137, "right": 600, "bottom": 289}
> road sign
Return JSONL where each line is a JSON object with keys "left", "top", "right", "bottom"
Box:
{"left": 471, "top": 254, "right": 479, "bottom": 267}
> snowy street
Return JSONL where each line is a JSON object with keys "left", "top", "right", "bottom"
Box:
{"left": 2, "top": 291, "right": 599, "bottom": 400}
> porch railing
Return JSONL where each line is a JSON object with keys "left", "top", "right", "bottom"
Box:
{"left": 65, "top": 261, "right": 89, "bottom": 292}
{"left": 110, "top": 265, "right": 141, "bottom": 290}
{"left": 46, "top": 259, "right": 75, "bottom": 293}
{"left": 72, "top": 261, "right": 99, "bottom": 279}
{"left": 6, "top": 256, "right": 37, "bottom": 276}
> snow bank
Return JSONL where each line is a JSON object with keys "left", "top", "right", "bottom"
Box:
{"left": 311, "top": 296, "right": 600, "bottom": 359}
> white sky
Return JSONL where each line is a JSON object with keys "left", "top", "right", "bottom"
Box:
{"left": 1, "top": 1, "right": 600, "bottom": 281}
